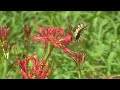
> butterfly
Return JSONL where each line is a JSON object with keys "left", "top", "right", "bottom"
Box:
{"left": 74, "top": 23, "right": 89, "bottom": 42}
{"left": 68, "top": 19, "right": 89, "bottom": 42}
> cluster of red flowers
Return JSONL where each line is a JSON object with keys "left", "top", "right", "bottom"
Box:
{"left": 33, "top": 26, "right": 72, "bottom": 50}
{"left": 16, "top": 54, "right": 51, "bottom": 79}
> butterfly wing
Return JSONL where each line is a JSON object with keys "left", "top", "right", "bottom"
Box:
{"left": 74, "top": 23, "right": 89, "bottom": 42}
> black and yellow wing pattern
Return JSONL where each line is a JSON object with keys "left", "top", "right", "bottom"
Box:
{"left": 74, "top": 23, "right": 89, "bottom": 42}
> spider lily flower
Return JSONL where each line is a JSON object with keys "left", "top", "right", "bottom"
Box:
{"left": 16, "top": 54, "right": 51, "bottom": 79}
{"left": 23, "top": 25, "right": 31, "bottom": 38}
{"left": 0, "top": 25, "right": 10, "bottom": 42}
{"left": 72, "top": 50, "right": 86, "bottom": 65}
{"left": 33, "top": 26, "right": 72, "bottom": 49}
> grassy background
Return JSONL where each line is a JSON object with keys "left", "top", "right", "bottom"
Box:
{"left": 0, "top": 11, "right": 120, "bottom": 79}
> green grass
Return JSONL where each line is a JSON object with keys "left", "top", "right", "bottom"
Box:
{"left": 0, "top": 11, "right": 120, "bottom": 79}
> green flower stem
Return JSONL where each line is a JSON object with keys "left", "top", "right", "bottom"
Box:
{"left": 25, "top": 37, "right": 30, "bottom": 55}
{"left": 77, "top": 64, "right": 82, "bottom": 79}
{"left": 2, "top": 49, "right": 9, "bottom": 79}
{"left": 2, "top": 58, "right": 7, "bottom": 79}
{"left": 45, "top": 42, "right": 53, "bottom": 62}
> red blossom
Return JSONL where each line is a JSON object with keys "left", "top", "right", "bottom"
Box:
{"left": 17, "top": 59, "right": 29, "bottom": 74}
{"left": 0, "top": 25, "right": 10, "bottom": 42}
{"left": 23, "top": 25, "right": 31, "bottom": 38}
{"left": 33, "top": 26, "right": 72, "bottom": 49}
{"left": 72, "top": 50, "right": 86, "bottom": 65}
{"left": 16, "top": 54, "right": 51, "bottom": 79}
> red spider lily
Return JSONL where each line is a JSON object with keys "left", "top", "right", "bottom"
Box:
{"left": 72, "top": 50, "right": 86, "bottom": 65}
{"left": 16, "top": 54, "right": 51, "bottom": 79}
{"left": 23, "top": 25, "right": 31, "bottom": 38}
{"left": 33, "top": 26, "right": 72, "bottom": 49}
{"left": 0, "top": 25, "right": 10, "bottom": 42}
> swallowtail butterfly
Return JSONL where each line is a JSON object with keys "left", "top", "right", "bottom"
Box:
{"left": 67, "top": 19, "right": 90, "bottom": 42}
{"left": 74, "top": 23, "right": 89, "bottom": 42}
